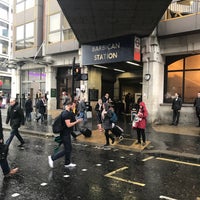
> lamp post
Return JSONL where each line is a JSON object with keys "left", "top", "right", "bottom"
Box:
{"left": 72, "top": 57, "right": 76, "bottom": 101}
{"left": 17, "top": 61, "right": 25, "bottom": 108}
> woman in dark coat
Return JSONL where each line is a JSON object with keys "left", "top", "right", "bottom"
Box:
{"left": 25, "top": 95, "right": 33, "bottom": 122}
{"left": 95, "top": 99, "right": 103, "bottom": 131}
{"left": 136, "top": 101, "right": 148, "bottom": 146}
{"left": 101, "top": 103, "right": 115, "bottom": 146}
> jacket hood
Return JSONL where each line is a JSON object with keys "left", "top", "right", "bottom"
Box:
{"left": 139, "top": 102, "right": 146, "bottom": 107}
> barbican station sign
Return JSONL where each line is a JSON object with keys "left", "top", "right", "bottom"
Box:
{"left": 82, "top": 35, "right": 141, "bottom": 65}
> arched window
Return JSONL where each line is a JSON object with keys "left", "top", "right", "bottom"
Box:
{"left": 165, "top": 54, "right": 200, "bottom": 103}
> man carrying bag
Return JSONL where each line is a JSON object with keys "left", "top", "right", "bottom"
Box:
{"left": 0, "top": 96, "right": 18, "bottom": 177}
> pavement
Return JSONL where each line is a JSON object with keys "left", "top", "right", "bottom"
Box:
{"left": 1, "top": 108, "right": 200, "bottom": 160}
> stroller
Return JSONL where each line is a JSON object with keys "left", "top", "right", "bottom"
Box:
{"left": 111, "top": 123, "right": 124, "bottom": 140}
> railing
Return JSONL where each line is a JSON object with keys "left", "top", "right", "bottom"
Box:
{"left": 162, "top": 0, "right": 200, "bottom": 20}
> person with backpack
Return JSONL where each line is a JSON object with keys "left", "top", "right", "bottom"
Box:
{"left": 48, "top": 101, "right": 83, "bottom": 169}
{"left": 6, "top": 98, "right": 25, "bottom": 148}
{"left": 0, "top": 96, "right": 19, "bottom": 177}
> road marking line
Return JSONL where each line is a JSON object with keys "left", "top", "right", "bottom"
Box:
{"left": 105, "top": 166, "right": 128, "bottom": 176}
{"left": 142, "top": 156, "right": 154, "bottom": 162}
{"left": 156, "top": 157, "right": 200, "bottom": 167}
{"left": 159, "top": 195, "right": 177, "bottom": 200}
{"left": 105, "top": 174, "right": 145, "bottom": 187}
{"left": 104, "top": 166, "right": 145, "bottom": 187}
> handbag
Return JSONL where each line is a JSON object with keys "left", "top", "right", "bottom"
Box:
{"left": 0, "top": 143, "right": 8, "bottom": 160}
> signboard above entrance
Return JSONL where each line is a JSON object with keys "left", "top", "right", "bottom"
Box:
{"left": 82, "top": 35, "right": 141, "bottom": 65}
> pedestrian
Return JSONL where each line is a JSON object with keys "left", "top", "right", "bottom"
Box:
{"left": 95, "top": 99, "right": 103, "bottom": 131}
{"left": 77, "top": 98, "right": 86, "bottom": 121}
{"left": 36, "top": 96, "right": 46, "bottom": 122}
{"left": 194, "top": 91, "right": 200, "bottom": 127}
{"left": 24, "top": 95, "right": 33, "bottom": 122}
{"left": 125, "top": 93, "right": 131, "bottom": 113}
{"left": 0, "top": 96, "right": 19, "bottom": 177}
{"left": 48, "top": 101, "right": 83, "bottom": 168}
{"left": 171, "top": 92, "right": 182, "bottom": 126}
{"left": 101, "top": 103, "right": 115, "bottom": 146}
{"left": 6, "top": 98, "right": 25, "bottom": 147}
{"left": 102, "top": 93, "right": 109, "bottom": 103}
{"left": 62, "top": 91, "right": 70, "bottom": 110}
{"left": 136, "top": 101, "right": 148, "bottom": 146}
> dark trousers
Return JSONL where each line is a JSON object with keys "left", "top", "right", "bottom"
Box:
{"left": 6, "top": 128, "right": 24, "bottom": 147}
{"left": 137, "top": 128, "right": 146, "bottom": 143}
{"left": 104, "top": 129, "right": 114, "bottom": 145}
{"left": 25, "top": 111, "right": 32, "bottom": 122}
{"left": 172, "top": 109, "right": 180, "bottom": 125}
{"left": 196, "top": 108, "right": 200, "bottom": 125}
{"left": 51, "top": 134, "right": 72, "bottom": 165}
{"left": 0, "top": 159, "right": 10, "bottom": 175}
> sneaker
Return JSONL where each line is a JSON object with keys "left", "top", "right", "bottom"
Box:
{"left": 135, "top": 142, "right": 141, "bottom": 145}
{"left": 18, "top": 142, "right": 25, "bottom": 147}
{"left": 5, "top": 168, "right": 19, "bottom": 177}
{"left": 64, "top": 163, "right": 76, "bottom": 168}
{"left": 48, "top": 156, "right": 54, "bottom": 168}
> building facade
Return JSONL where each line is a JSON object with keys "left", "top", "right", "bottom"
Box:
{"left": 11, "top": 0, "right": 200, "bottom": 125}
{"left": 0, "top": 0, "right": 12, "bottom": 106}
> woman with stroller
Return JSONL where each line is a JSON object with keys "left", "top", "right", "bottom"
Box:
{"left": 101, "top": 103, "right": 115, "bottom": 146}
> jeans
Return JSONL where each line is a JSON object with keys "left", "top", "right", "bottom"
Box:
{"left": 6, "top": 128, "right": 24, "bottom": 147}
{"left": 77, "top": 112, "right": 87, "bottom": 121}
{"left": 36, "top": 113, "right": 44, "bottom": 122}
{"left": 0, "top": 159, "right": 10, "bottom": 175}
{"left": 51, "top": 133, "right": 72, "bottom": 165}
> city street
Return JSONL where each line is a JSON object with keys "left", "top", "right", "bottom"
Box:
{"left": 0, "top": 132, "right": 200, "bottom": 200}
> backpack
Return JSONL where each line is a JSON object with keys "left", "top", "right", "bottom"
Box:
{"left": 110, "top": 112, "right": 118, "bottom": 123}
{"left": 52, "top": 112, "right": 64, "bottom": 134}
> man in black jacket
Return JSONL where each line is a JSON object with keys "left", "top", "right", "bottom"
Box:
{"left": 194, "top": 92, "right": 200, "bottom": 127}
{"left": 0, "top": 96, "right": 18, "bottom": 176}
{"left": 6, "top": 98, "right": 25, "bottom": 147}
{"left": 171, "top": 92, "right": 182, "bottom": 126}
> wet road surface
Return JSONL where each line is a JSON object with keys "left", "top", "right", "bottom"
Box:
{"left": 0, "top": 133, "right": 200, "bottom": 200}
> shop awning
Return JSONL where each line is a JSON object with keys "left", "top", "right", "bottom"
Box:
{"left": 57, "top": 0, "right": 172, "bottom": 44}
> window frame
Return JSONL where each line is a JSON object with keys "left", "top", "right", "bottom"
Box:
{"left": 164, "top": 55, "right": 200, "bottom": 104}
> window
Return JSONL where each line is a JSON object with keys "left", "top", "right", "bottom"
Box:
{"left": 165, "top": 55, "right": 200, "bottom": 103}
{"left": 0, "top": 3, "right": 8, "bottom": 20}
{"left": 48, "top": 13, "right": 75, "bottom": 44}
{"left": 15, "top": 22, "right": 34, "bottom": 50}
{"left": 0, "top": 39, "right": 8, "bottom": 54}
{"left": 25, "top": 0, "right": 34, "bottom": 10}
{"left": 16, "top": 0, "right": 35, "bottom": 13}
{"left": 0, "top": 21, "right": 8, "bottom": 37}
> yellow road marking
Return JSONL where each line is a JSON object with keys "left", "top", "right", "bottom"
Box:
{"left": 104, "top": 166, "right": 145, "bottom": 187}
{"left": 142, "top": 156, "right": 154, "bottom": 162}
{"left": 156, "top": 157, "right": 200, "bottom": 167}
{"left": 105, "top": 166, "right": 128, "bottom": 176}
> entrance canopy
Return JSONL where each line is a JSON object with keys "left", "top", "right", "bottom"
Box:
{"left": 57, "top": 0, "right": 172, "bottom": 44}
